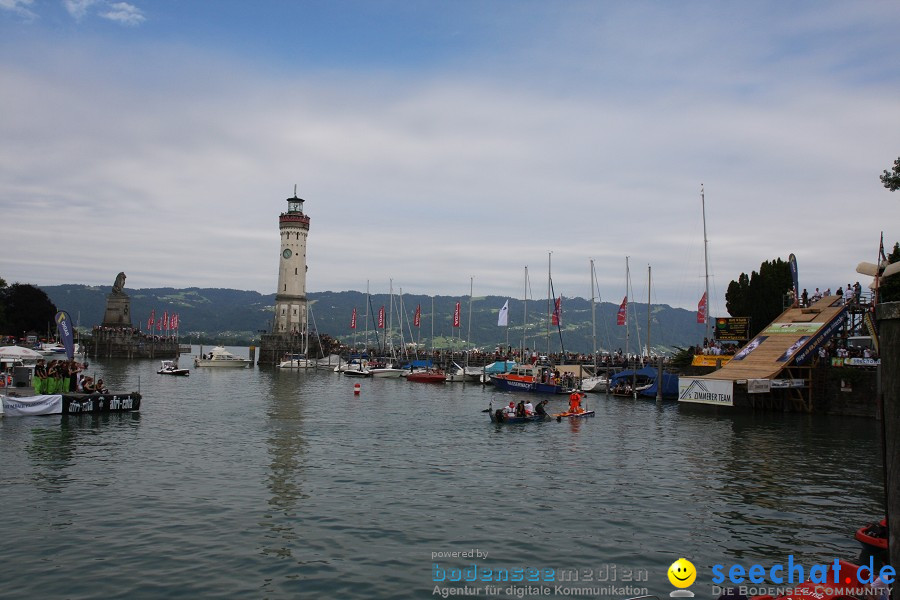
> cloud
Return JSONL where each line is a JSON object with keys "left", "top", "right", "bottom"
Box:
{"left": 63, "top": 0, "right": 98, "bottom": 20}
{"left": 0, "top": 0, "right": 37, "bottom": 19}
{"left": 100, "top": 2, "right": 144, "bottom": 26}
{"left": 1, "top": 3, "right": 899, "bottom": 316}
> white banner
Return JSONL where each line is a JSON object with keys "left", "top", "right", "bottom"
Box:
{"left": 748, "top": 379, "right": 771, "bottom": 394}
{"left": 1, "top": 394, "right": 63, "bottom": 417}
{"left": 678, "top": 378, "right": 734, "bottom": 406}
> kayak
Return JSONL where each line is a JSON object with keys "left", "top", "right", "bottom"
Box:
{"left": 552, "top": 410, "right": 595, "bottom": 419}
{"left": 855, "top": 518, "right": 888, "bottom": 552}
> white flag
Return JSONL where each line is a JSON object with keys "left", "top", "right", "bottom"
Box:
{"left": 497, "top": 300, "right": 509, "bottom": 326}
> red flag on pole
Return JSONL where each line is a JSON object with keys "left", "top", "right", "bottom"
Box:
{"left": 697, "top": 292, "right": 708, "bottom": 324}
{"left": 616, "top": 296, "right": 628, "bottom": 326}
{"left": 147, "top": 309, "right": 155, "bottom": 331}
{"left": 157, "top": 315, "right": 163, "bottom": 331}
{"left": 378, "top": 306, "right": 385, "bottom": 329}
{"left": 350, "top": 308, "right": 357, "bottom": 330}
{"left": 453, "top": 302, "right": 461, "bottom": 327}
{"left": 551, "top": 296, "right": 562, "bottom": 326}
{"left": 172, "top": 314, "right": 178, "bottom": 330}
{"left": 163, "top": 311, "right": 169, "bottom": 331}
{"left": 414, "top": 304, "right": 421, "bottom": 328}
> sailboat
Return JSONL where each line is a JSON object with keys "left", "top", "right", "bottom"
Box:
{"left": 369, "top": 280, "right": 404, "bottom": 378}
{"left": 489, "top": 255, "right": 568, "bottom": 395}
{"left": 581, "top": 259, "right": 609, "bottom": 393}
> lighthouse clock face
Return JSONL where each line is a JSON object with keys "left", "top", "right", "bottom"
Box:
{"left": 282, "top": 248, "right": 292, "bottom": 259}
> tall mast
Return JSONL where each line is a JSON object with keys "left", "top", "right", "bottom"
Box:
{"left": 522, "top": 266, "right": 529, "bottom": 359}
{"left": 590, "top": 259, "right": 597, "bottom": 370}
{"left": 701, "top": 183, "right": 711, "bottom": 342}
{"left": 547, "top": 252, "right": 552, "bottom": 357}
{"left": 625, "top": 256, "right": 630, "bottom": 360}
{"left": 365, "top": 280, "right": 370, "bottom": 353}
{"left": 466, "top": 276, "right": 473, "bottom": 368}
{"left": 646, "top": 264, "right": 652, "bottom": 362}
{"left": 387, "top": 278, "right": 394, "bottom": 356}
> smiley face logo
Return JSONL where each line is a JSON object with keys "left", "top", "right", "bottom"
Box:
{"left": 668, "top": 558, "right": 696, "bottom": 588}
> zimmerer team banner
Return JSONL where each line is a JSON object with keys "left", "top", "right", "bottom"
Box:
{"left": 678, "top": 378, "right": 734, "bottom": 406}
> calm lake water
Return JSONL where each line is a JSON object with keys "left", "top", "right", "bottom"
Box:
{"left": 0, "top": 347, "right": 885, "bottom": 599}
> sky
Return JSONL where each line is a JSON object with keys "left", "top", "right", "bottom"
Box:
{"left": 2, "top": 1, "right": 899, "bottom": 317}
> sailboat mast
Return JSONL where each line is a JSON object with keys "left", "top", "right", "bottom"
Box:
{"left": 625, "top": 256, "right": 631, "bottom": 360}
{"left": 646, "top": 264, "right": 652, "bottom": 362}
{"left": 466, "top": 276, "right": 473, "bottom": 368}
{"left": 522, "top": 266, "right": 528, "bottom": 360}
{"left": 547, "top": 252, "right": 552, "bottom": 357}
{"left": 365, "top": 280, "right": 370, "bottom": 353}
{"left": 387, "top": 279, "right": 394, "bottom": 356}
{"left": 590, "top": 259, "right": 597, "bottom": 370}
{"left": 701, "top": 183, "right": 711, "bottom": 342}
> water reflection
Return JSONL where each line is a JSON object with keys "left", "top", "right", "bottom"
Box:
{"left": 259, "top": 368, "right": 310, "bottom": 561}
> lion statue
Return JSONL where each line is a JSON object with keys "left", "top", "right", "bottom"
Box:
{"left": 112, "top": 272, "right": 127, "bottom": 295}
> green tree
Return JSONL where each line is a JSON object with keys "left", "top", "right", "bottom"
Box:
{"left": 725, "top": 258, "right": 793, "bottom": 338}
{"left": 882, "top": 157, "right": 900, "bottom": 192}
{"left": 0, "top": 283, "right": 58, "bottom": 338}
{"left": 880, "top": 242, "right": 900, "bottom": 303}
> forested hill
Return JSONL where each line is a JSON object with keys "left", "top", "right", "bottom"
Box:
{"left": 40, "top": 285, "right": 709, "bottom": 353}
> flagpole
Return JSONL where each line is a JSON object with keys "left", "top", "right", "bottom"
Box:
{"left": 702, "top": 183, "right": 711, "bottom": 342}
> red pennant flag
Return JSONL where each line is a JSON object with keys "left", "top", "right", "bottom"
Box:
{"left": 147, "top": 309, "right": 155, "bottom": 331}
{"left": 350, "top": 308, "right": 357, "bottom": 330}
{"left": 157, "top": 315, "right": 163, "bottom": 331}
{"left": 172, "top": 314, "right": 178, "bottom": 330}
{"left": 414, "top": 304, "right": 421, "bottom": 328}
{"left": 453, "top": 302, "right": 461, "bottom": 327}
{"left": 697, "top": 292, "right": 708, "bottom": 324}
{"left": 551, "top": 296, "right": 562, "bottom": 326}
{"left": 163, "top": 311, "right": 169, "bottom": 331}
{"left": 616, "top": 296, "right": 628, "bottom": 326}
{"left": 378, "top": 306, "right": 385, "bottom": 329}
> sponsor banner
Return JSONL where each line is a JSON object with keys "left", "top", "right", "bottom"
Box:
{"left": 844, "top": 357, "right": 881, "bottom": 367}
{"left": 55, "top": 310, "right": 75, "bottom": 360}
{"left": 775, "top": 336, "right": 810, "bottom": 362}
{"left": 678, "top": 378, "right": 734, "bottom": 406}
{"left": 763, "top": 322, "right": 823, "bottom": 334}
{"left": 1, "top": 394, "right": 63, "bottom": 416}
{"left": 714, "top": 317, "right": 750, "bottom": 341}
{"left": 794, "top": 306, "right": 848, "bottom": 365}
{"left": 731, "top": 336, "right": 767, "bottom": 361}
{"left": 789, "top": 253, "right": 799, "bottom": 305}
{"left": 770, "top": 379, "right": 806, "bottom": 389}
{"left": 747, "top": 379, "right": 771, "bottom": 394}
{"left": 690, "top": 355, "right": 732, "bottom": 367}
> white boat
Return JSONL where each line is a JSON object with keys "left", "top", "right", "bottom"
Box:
{"left": 157, "top": 360, "right": 190, "bottom": 376}
{"left": 580, "top": 374, "right": 608, "bottom": 393}
{"left": 445, "top": 362, "right": 481, "bottom": 382}
{"left": 193, "top": 346, "right": 252, "bottom": 368}
{"left": 368, "top": 360, "right": 404, "bottom": 378}
{"left": 342, "top": 363, "right": 371, "bottom": 377}
{"left": 278, "top": 353, "right": 316, "bottom": 369}
{"left": 37, "top": 342, "right": 82, "bottom": 356}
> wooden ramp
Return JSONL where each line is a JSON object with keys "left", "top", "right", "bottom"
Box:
{"left": 697, "top": 295, "right": 848, "bottom": 382}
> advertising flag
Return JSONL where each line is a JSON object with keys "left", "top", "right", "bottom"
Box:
{"left": 350, "top": 308, "right": 357, "bottom": 330}
{"left": 55, "top": 311, "right": 75, "bottom": 360}
{"left": 789, "top": 253, "right": 799, "bottom": 306}
{"left": 697, "top": 292, "right": 708, "bottom": 324}
{"left": 147, "top": 309, "right": 155, "bottom": 331}
{"left": 414, "top": 304, "right": 421, "bottom": 328}
{"left": 551, "top": 297, "right": 562, "bottom": 326}
{"left": 163, "top": 311, "right": 169, "bottom": 331}
{"left": 497, "top": 300, "right": 509, "bottom": 327}
{"left": 157, "top": 315, "right": 163, "bottom": 331}
{"left": 378, "top": 306, "right": 385, "bottom": 329}
{"left": 616, "top": 296, "right": 628, "bottom": 326}
{"left": 453, "top": 302, "right": 461, "bottom": 327}
{"left": 171, "top": 314, "right": 178, "bottom": 330}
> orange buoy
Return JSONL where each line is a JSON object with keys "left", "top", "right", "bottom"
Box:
{"left": 353, "top": 383, "right": 361, "bottom": 395}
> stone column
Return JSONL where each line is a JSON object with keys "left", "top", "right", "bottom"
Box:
{"left": 875, "top": 301, "right": 900, "bottom": 598}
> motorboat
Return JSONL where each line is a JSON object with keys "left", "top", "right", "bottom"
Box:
{"left": 489, "top": 362, "right": 567, "bottom": 394}
{"left": 580, "top": 374, "right": 608, "bottom": 393}
{"left": 406, "top": 369, "right": 446, "bottom": 383}
{"left": 157, "top": 360, "right": 190, "bottom": 376}
{"left": 368, "top": 360, "right": 404, "bottom": 378}
{"left": 278, "top": 353, "right": 316, "bottom": 368}
{"left": 193, "top": 346, "right": 252, "bottom": 368}
{"left": 444, "top": 362, "right": 481, "bottom": 382}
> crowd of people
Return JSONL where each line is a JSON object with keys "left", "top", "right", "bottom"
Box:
{"left": 32, "top": 359, "right": 108, "bottom": 395}
{"left": 798, "top": 282, "right": 864, "bottom": 307}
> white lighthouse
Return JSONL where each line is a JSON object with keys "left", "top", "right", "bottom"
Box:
{"left": 273, "top": 187, "right": 310, "bottom": 334}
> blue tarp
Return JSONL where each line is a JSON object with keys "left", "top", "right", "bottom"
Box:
{"left": 610, "top": 365, "right": 679, "bottom": 399}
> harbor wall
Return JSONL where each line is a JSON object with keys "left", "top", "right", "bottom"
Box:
{"left": 84, "top": 328, "right": 178, "bottom": 359}
{"left": 875, "top": 301, "right": 899, "bottom": 593}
